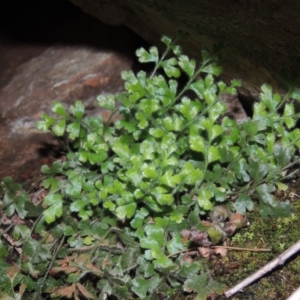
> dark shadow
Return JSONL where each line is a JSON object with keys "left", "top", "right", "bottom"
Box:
{"left": 37, "top": 141, "right": 64, "bottom": 159}
{"left": 0, "top": 0, "right": 150, "bottom": 88}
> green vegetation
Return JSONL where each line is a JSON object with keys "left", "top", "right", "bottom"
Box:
{"left": 1, "top": 36, "right": 300, "bottom": 299}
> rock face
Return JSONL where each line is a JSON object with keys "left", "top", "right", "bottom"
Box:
{"left": 0, "top": 0, "right": 143, "bottom": 182}
{"left": 0, "top": 0, "right": 248, "bottom": 183}
{"left": 69, "top": 0, "right": 300, "bottom": 99}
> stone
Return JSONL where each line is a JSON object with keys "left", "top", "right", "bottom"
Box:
{"left": 0, "top": 0, "right": 142, "bottom": 183}
{"left": 69, "top": 0, "right": 298, "bottom": 99}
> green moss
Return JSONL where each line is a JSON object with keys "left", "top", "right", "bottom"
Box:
{"left": 207, "top": 179, "right": 300, "bottom": 300}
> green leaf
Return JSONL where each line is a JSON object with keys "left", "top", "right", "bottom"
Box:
{"left": 248, "top": 158, "right": 268, "bottom": 182}
{"left": 276, "top": 182, "right": 288, "bottom": 191}
{"left": 43, "top": 194, "right": 63, "bottom": 223}
{"left": 178, "top": 55, "right": 196, "bottom": 78}
{"left": 132, "top": 277, "right": 151, "bottom": 299}
{"left": 153, "top": 254, "right": 175, "bottom": 270}
{"left": 140, "top": 140, "right": 156, "bottom": 161}
{"left": 209, "top": 101, "right": 227, "bottom": 122}
{"left": 232, "top": 158, "right": 250, "bottom": 182}
{"left": 52, "top": 101, "right": 67, "bottom": 117}
{"left": 161, "top": 35, "right": 172, "bottom": 46}
{"left": 161, "top": 58, "right": 180, "bottom": 78}
{"left": 283, "top": 103, "right": 296, "bottom": 129}
{"left": 135, "top": 112, "right": 148, "bottom": 129}
{"left": 139, "top": 98, "right": 160, "bottom": 116}
{"left": 159, "top": 170, "right": 181, "bottom": 188}
{"left": 131, "top": 208, "right": 149, "bottom": 229}
{"left": 36, "top": 113, "right": 55, "bottom": 131}
{"left": 52, "top": 119, "right": 66, "bottom": 136}
{"left": 273, "top": 144, "right": 293, "bottom": 167}
{"left": 70, "top": 199, "right": 86, "bottom": 212}
{"left": 202, "top": 62, "right": 222, "bottom": 75}
{"left": 184, "top": 274, "right": 226, "bottom": 300}
{"left": 97, "top": 94, "right": 115, "bottom": 111}
{"left": 151, "top": 186, "right": 174, "bottom": 206}
{"left": 197, "top": 189, "right": 213, "bottom": 210}
{"left": 180, "top": 162, "right": 204, "bottom": 185}
{"left": 208, "top": 146, "right": 220, "bottom": 163}
{"left": 136, "top": 46, "right": 159, "bottom": 64}
{"left": 112, "top": 141, "right": 131, "bottom": 160}
{"left": 233, "top": 193, "right": 254, "bottom": 213}
{"left": 65, "top": 175, "right": 83, "bottom": 197}
{"left": 290, "top": 89, "right": 300, "bottom": 101}
{"left": 66, "top": 121, "right": 80, "bottom": 140}
{"left": 172, "top": 44, "right": 182, "bottom": 56}
{"left": 211, "top": 125, "right": 223, "bottom": 141}
{"left": 189, "top": 135, "right": 206, "bottom": 153}
{"left": 70, "top": 100, "right": 85, "bottom": 118}
{"left": 260, "top": 84, "right": 281, "bottom": 111}
{"left": 177, "top": 97, "right": 201, "bottom": 121}
{"left": 203, "top": 89, "right": 217, "bottom": 105}
{"left": 142, "top": 163, "right": 157, "bottom": 179}
{"left": 273, "top": 201, "right": 291, "bottom": 217}
{"left": 256, "top": 184, "right": 275, "bottom": 206}
{"left": 116, "top": 203, "right": 137, "bottom": 219}
{"left": 149, "top": 127, "right": 165, "bottom": 138}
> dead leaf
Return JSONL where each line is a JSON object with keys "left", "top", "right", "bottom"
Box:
{"left": 201, "top": 220, "right": 212, "bottom": 227}
{"left": 213, "top": 246, "right": 228, "bottom": 257}
{"left": 76, "top": 283, "right": 95, "bottom": 299}
{"left": 230, "top": 213, "right": 249, "bottom": 228}
{"left": 51, "top": 266, "right": 79, "bottom": 274}
{"left": 19, "top": 283, "right": 27, "bottom": 297}
{"left": 49, "top": 284, "right": 76, "bottom": 298}
{"left": 223, "top": 222, "right": 237, "bottom": 236}
{"left": 5, "top": 265, "right": 20, "bottom": 280}
{"left": 210, "top": 205, "right": 230, "bottom": 222}
{"left": 84, "top": 261, "right": 103, "bottom": 276}
{"left": 198, "top": 247, "right": 212, "bottom": 258}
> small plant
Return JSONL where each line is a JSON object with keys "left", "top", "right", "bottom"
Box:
{"left": 1, "top": 36, "right": 300, "bottom": 299}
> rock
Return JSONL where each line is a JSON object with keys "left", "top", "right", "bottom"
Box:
{"left": 68, "top": 0, "right": 298, "bottom": 99}
{"left": 0, "top": 0, "right": 142, "bottom": 183}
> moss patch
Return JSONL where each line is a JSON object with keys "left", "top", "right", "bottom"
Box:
{"left": 210, "top": 179, "right": 300, "bottom": 300}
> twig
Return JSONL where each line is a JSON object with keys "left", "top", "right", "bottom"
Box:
{"left": 224, "top": 238, "right": 300, "bottom": 298}
{"left": 167, "top": 245, "right": 271, "bottom": 257}
{"left": 287, "top": 286, "right": 300, "bottom": 300}
{"left": 211, "top": 246, "right": 271, "bottom": 252}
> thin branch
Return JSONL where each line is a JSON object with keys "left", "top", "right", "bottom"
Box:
{"left": 287, "top": 286, "right": 300, "bottom": 300}
{"left": 167, "top": 245, "right": 271, "bottom": 258}
{"left": 224, "top": 238, "right": 300, "bottom": 298}
{"left": 211, "top": 246, "right": 271, "bottom": 252}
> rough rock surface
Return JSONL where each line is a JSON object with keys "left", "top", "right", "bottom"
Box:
{"left": 0, "top": 0, "right": 142, "bottom": 183}
{"left": 69, "top": 0, "right": 299, "bottom": 99}
{"left": 0, "top": 0, "right": 247, "bottom": 183}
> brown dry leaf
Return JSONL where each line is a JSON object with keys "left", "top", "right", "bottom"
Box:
{"left": 5, "top": 265, "right": 20, "bottom": 280}
{"left": 180, "top": 255, "right": 194, "bottom": 266}
{"left": 198, "top": 247, "right": 212, "bottom": 258}
{"left": 31, "top": 188, "right": 47, "bottom": 206}
{"left": 50, "top": 284, "right": 76, "bottom": 299}
{"left": 51, "top": 266, "right": 79, "bottom": 274}
{"left": 1, "top": 214, "right": 25, "bottom": 225}
{"left": 56, "top": 253, "right": 77, "bottom": 266}
{"left": 223, "top": 222, "right": 237, "bottom": 236}
{"left": 230, "top": 213, "right": 249, "bottom": 228}
{"left": 210, "top": 205, "right": 231, "bottom": 222}
{"left": 189, "top": 230, "right": 209, "bottom": 243}
{"left": 84, "top": 261, "right": 103, "bottom": 276}
{"left": 76, "top": 283, "right": 95, "bottom": 299}
{"left": 213, "top": 246, "right": 228, "bottom": 257}
{"left": 181, "top": 229, "right": 191, "bottom": 239}
{"left": 201, "top": 220, "right": 212, "bottom": 227}
{"left": 19, "top": 283, "right": 27, "bottom": 297}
